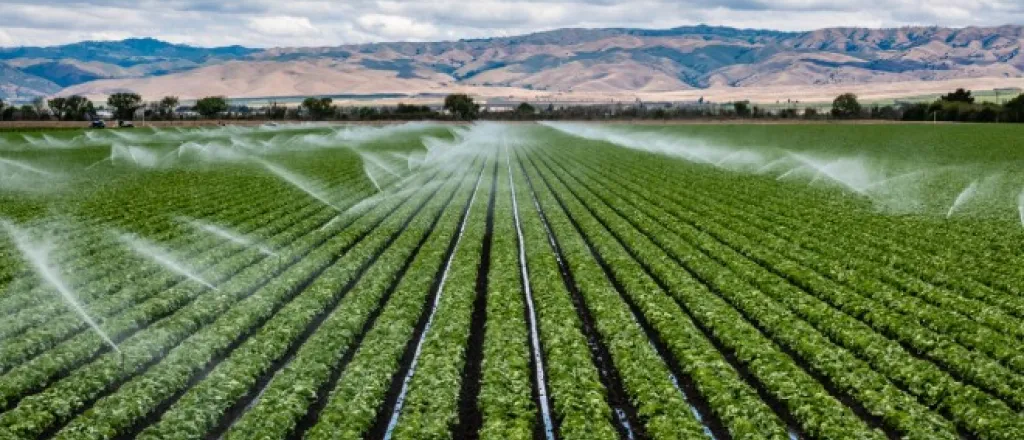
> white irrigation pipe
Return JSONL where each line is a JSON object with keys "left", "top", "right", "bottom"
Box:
{"left": 506, "top": 145, "right": 556, "bottom": 440}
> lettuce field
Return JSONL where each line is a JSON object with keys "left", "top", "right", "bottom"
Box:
{"left": 1, "top": 121, "right": 1023, "bottom": 440}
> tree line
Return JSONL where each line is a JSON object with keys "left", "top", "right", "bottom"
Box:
{"left": 0, "top": 93, "right": 482, "bottom": 122}
{"left": 3, "top": 89, "right": 1024, "bottom": 123}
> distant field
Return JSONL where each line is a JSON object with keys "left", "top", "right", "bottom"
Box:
{"left": 1, "top": 122, "right": 1022, "bottom": 440}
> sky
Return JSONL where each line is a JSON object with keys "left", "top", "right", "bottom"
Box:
{"left": 0, "top": 0, "right": 1023, "bottom": 48}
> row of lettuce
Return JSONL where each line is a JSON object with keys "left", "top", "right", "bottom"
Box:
{"left": 4, "top": 133, "right": 1023, "bottom": 440}
{"left": 531, "top": 138, "right": 1024, "bottom": 439}
{"left": 0, "top": 153, "right": 416, "bottom": 437}
{"left": 0, "top": 166, "right": 377, "bottom": 407}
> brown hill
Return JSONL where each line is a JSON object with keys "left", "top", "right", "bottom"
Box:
{"left": 7, "top": 25, "right": 1024, "bottom": 102}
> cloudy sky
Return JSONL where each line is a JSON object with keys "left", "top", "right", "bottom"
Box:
{"left": 1, "top": 0, "right": 1023, "bottom": 48}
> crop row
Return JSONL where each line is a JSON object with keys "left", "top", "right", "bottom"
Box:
{"left": 507, "top": 150, "right": 617, "bottom": 439}
{"left": 0, "top": 165, "right": 430, "bottom": 438}
{"left": 690, "top": 166, "right": 1024, "bottom": 327}
{"left": 657, "top": 172, "right": 1024, "bottom": 405}
{"left": 539, "top": 151, "right": 951, "bottom": 437}
{"left": 0, "top": 166, "right": 301, "bottom": 305}
{"left": 301, "top": 158, "right": 486, "bottom": 438}
{"left": 515, "top": 150, "right": 712, "bottom": 439}
{"left": 517, "top": 150, "right": 793, "bottom": 440}
{"left": 0, "top": 163, "right": 372, "bottom": 320}
{"left": 148, "top": 161, "right": 470, "bottom": 439}
{"left": 473, "top": 158, "right": 536, "bottom": 440}
{"left": 55, "top": 165, "right": 471, "bottom": 439}
{"left": 387, "top": 158, "right": 495, "bottom": 439}
{"left": 654, "top": 151, "right": 1024, "bottom": 316}
{"left": 0, "top": 186, "right": 305, "bottom": 341}
{"left": 554, "top": 144, "right": 1024, "bottom": 408}
{"left": 0, "top": 178, "right": 276, "bottom": 316}
{"left": 217, "top": 166, "right": 472, "bottom": 440}
{"left": 539, "top": 146, "right": 1024, "bottom": 439}
{"left": 0, "top": 199, "right": 327, "bottom": 375}
{"left": 0, "top": 166, "right": 388, "bottom": 389}
{"left": 521, "top": 146, "right": 893, "bottom": 439}
{"left": 0, "top": 204, "right": 330, "bottom": 415}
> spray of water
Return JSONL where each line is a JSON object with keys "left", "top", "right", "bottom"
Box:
{"left": 418, "top": 122, "right": 514, "bottom": 171}
{"left": 256, "top": 159, "right": 341, "bottom": 211}
{"left": 363, "top": 165, "right": 383, "bottom": 191}
{"left": 109, "top": 129, "right": 150, "bottom": 143}
{"left": 111, "top": 144, "right": 163, "bottom": 168}
{"left": 41, "top": 134, "right": 77, "bottom": 149}
{"left": 333, "top": 121, "right": 439, "bottom": 144}
{"left": 0, "top": 157, "right": 65, "bottom": 193}
{"left": 357, "top": 151, "right": 405, "bottom": 192}
{"left": 175, "top": 141, "right": 250, "bottom": 163}
{"left": 388, "top": 152, "right": 411, "bottom": 171}
{"left": 320, "top": 178, "right": 437, "bottom": 232}
{"left": 540, "top": 121, "right": 981, "bottom": 216}
{"left": 784, "top": 152, "right": 879, "bottom": 195}
{"left": 541, "top": 121, "right": 769, "bottom": 170}
{"left": 1018, "top": 189, "right": 1024, "bottom": 227}
{"left": 947, "top": 180, "right": 980, "bottom": 218}
{"left": 776, "top": 166, "right": 806, "bottom": 181}
{"left": 360, "top": 151, "right": 403, "bottom": 178}
{"left": 180, "top": 217, "right": 277, "bottom": 256}
{"left": 2, "top": 219, "right": 120, "bottom": 353}
{"left": 863, "top": 169, "right": 930, "bottom": 192}
{"left": 20, "top": 134, "right": 45, "bottom": 148}
{"left": 0, "top": 157, "right": 53, "bottom": 176}
{"left": 120, "top": 233, "right": 219, "bottom": 290}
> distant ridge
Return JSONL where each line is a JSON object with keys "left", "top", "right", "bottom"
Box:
{"left": 2, "top": 25, "right": 1024, "bottom": 101}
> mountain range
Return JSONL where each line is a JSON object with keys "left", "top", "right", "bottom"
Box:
{"left": 2, "top": 25, "right": 1024, "bottom": 102}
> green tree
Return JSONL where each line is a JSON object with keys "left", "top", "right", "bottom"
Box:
{"left": 31, "top": 97, "right": 47, "bottom": 118}
{"left": 443, "top": 94, "right": 479, "bottom": 120}
{"left": 733, "top": 101, "right": 751, "bottom": 117}
{"left": 158, "top": 96, "right": 179, "bottom": 119}
{"left": 107, "top": 92, "right": 143, "bottom": 120}
{"left": 395, "top": 103, "right": 432, "bottom": 115}
{"left": 941, "top": 88, "right": 974, "bottom": 104}
{"left": 831, "top": 93, "right": 863, "bottom": 119}
{"left": 300, "top": 97, "right": 335, "bottom": 120}
{"left": 266, "top": 101, "right": 287, "bottom": 120}
{"left": 1003, "top": 94, "right": 1024, "bottom": 122}
{"left": 64, "top": 95, "right": 93, "bottom": 120}
{"left": 357, "top": 106, "right": 380, "bottom": 120}
{"left": 19, "top": 104, "right": 39, "bottom": 120}
{"left": 516, "top": 102, "right": 536, "bottom": 115}
{"left": 778, "top": 108, "right": 798, "bottom": 119}
{"left": 47, "top": 97, "right": 68, "bottom": 120}
{"left": 195, "top": 96, "right": 228, "bottom": 119}
{"left": 0, "top": 98, "right": 5, "bottom": 121}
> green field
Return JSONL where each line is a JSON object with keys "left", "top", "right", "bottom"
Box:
{"left": 0, "top": 122, "right": 1022, "bottom": 440}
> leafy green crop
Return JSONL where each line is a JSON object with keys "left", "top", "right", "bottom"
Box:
{"left": 1, "top": 122, "right": 1021, "bottom": 440}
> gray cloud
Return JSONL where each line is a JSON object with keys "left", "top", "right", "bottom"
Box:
{"left": 0, "top": 0, "right": 1022, "bottom": 48}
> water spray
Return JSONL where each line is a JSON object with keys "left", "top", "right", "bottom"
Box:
{"left": 947, "top": 180, "right": 980, "bottom": 219}
{"left": 1, "top": 219, "right": 122, "bottom": 360}
{"left": 120, "top": 233, "right": 219, "bottom": 290}
{"left": 1016, "top": 189, "right": 1024, "bottom": 227}
{"left": 0, "top": 157, "right": 54, "bottom": 176}
{"left": 255, "top": 159, "right": 342, "bottom": 211}
{"left": 180, "top": 217, "right": 277, "bottom": 256}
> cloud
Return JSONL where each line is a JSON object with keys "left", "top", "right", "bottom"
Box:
{"left": 248, "top": 16, "right": 321, "bottom": 37}
{"left": 355, "top": 14, "right": 440, "bottom": 40}
{"left": 0, "top": 0, "right": 1022, "bottom": 48}
{"left": 0, "top": 29, "right": 13, "bottom": 46}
